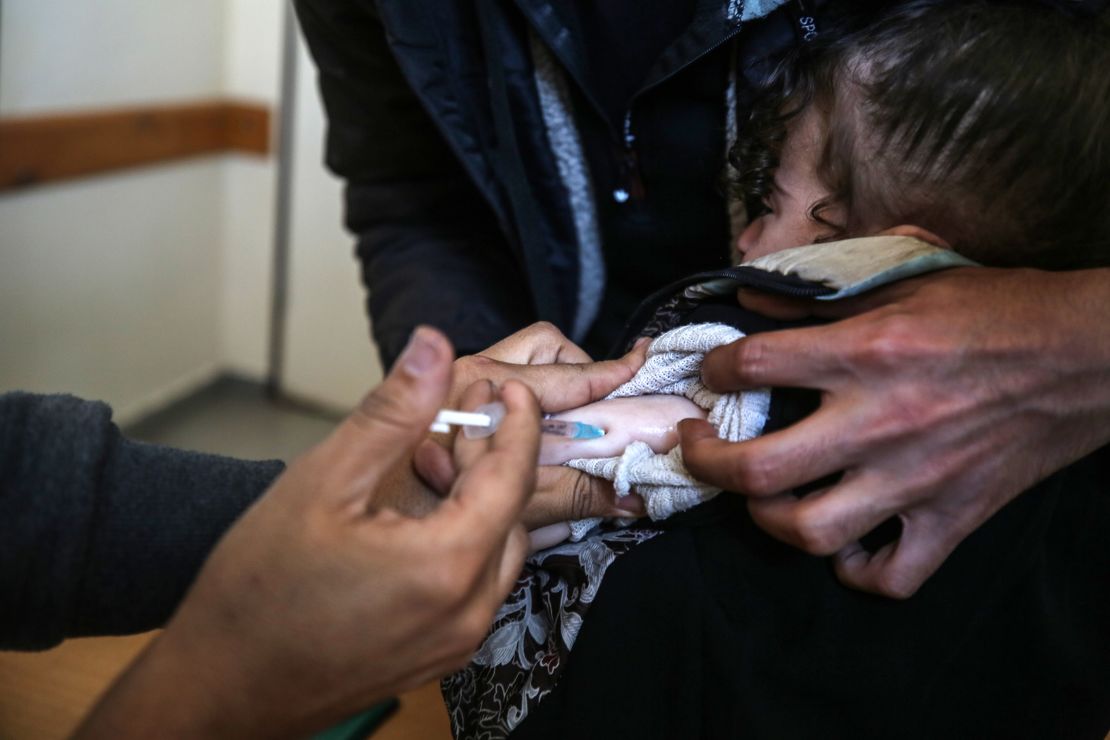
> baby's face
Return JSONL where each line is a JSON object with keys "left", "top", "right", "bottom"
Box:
{"left": 736, "top": 107, "right": 845, "bottom": 263}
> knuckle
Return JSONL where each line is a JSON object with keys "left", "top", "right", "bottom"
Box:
{"left": 454, "top": 354, "right": 498, "bottom": 389}
{"left": 873, "top": 569, "right": 921, "bottom": 600}
{"left": 704, "top": 339, "right": 763, "bottom": 388}
{"left": 530, "top": 321, "right": 562, "bottom": 340}
{"left": 456, "top": 353, "right": 496, "bottom": 375}
{"left": 453, "top": 355, "right": 476, "bottom": 381}
{"left": 858, "top": 386, "right": 939, "bottom": 449}
{"left": 356, "top": 386, "right": 412, "bottom": 432}
{"left": 731, "top": 337, "right": 768, "bottom": 379}
{"left": 568, "top": 472, "right": 602, "bottom": 519}
{"left": 790, "top": 502, "right": 844, "bottom": 555}
{"left": 854, "top": 313, "right": 928, "bottom": 373}
{"left": 681, "top": 436, "right": 705, "bottom": 466}
{"left": 725, "top": 448, "right": 777, "bottom": 496}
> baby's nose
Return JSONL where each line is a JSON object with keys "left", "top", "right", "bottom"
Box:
{"left": 736, "top": 216, "right": 765, "bottom": 263}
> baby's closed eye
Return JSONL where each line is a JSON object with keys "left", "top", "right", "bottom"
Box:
{"left": 538, "top": 395, "right": 707, "bottom": 466}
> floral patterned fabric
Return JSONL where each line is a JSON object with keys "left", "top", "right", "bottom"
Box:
{"left": 442, "top": 269, "right": 731, "bottom": 740}
{"left": 442, "top": 526, "right": 662, "bottom": 739}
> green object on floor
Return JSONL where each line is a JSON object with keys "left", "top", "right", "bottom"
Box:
{"left": 311, "top": 698, "right": 399, "bottom": 740}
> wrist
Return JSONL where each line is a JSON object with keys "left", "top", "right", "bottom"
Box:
{"left": 1040, "top": 268, "right": 1110, "bottom": 408}
{"left": 1009, "top": 268, "right": 1110, "bottom": 456}
{"left": 75, "top": 605, "right": 319, "bottom": 739}
{"left": 73, "top": 627, "right": 263, "bottom": 739}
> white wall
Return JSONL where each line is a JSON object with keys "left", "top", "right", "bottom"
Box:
{"left": 218, "top": 0, "right": 282, "bottom": 382}
{"left": 0, "top": 165, "right": 225, "bottom": 420}
{"left": 0, "top": 0, "right": 228, "bottom": 423}
{"left": 0, "top": 1, "right": 225, "bottom": 114}
{"left": 217, "top": 0, "right": 381, "bottom": 410}
{"left": 281, "top": 32, "right": 381, "bottom": 410}
{"left": 0, "top": 0, "right": 383, "bottom": 421}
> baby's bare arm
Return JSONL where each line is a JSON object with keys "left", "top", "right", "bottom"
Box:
{"left": 539, "top": 395, "right": 706, "bottom": 466}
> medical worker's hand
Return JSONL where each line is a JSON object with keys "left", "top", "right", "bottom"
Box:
{"left": 416, "top": 322, "right": 649, "bottom": 527}
{"left": 680, "top": 267, "right": 1110, "bottom": 598}
{"left": 75, "top": 327, "right": 541, "bottom": 739}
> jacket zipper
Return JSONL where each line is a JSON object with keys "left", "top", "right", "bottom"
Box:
{"left": 611, "top": 26, "right": 745, "bottom": 205}
{"left": 613, "top": 111, "right": 646, "bottom": 203}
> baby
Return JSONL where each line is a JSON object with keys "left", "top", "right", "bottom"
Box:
{"left": 729, "top": 1, "right": 1110, "bottom": 272}
{"left": 529, "top": 0, "right": 1110, "bottom": 545}
{"left": 532, "top": 1, "right": 1110, "bottom": 548}
{"left": 447, "top": 3, "right": 1110, "bottom": 738}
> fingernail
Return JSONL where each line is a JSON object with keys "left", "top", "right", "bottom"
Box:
{"left": 633, "top": 336, "right": 651, "bottom": 349}
{"left": 612, "top": 494, "right": 645, "bottom": 518}
{"left": 399, "top": 327, "right": 439, "bottom": 376}
{"left": 678, "top": 418, "right": 713, "bottom": 439}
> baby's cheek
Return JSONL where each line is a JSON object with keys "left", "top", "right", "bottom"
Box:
{"left": 538, "top": 395, "right": 707, "bottom": 465}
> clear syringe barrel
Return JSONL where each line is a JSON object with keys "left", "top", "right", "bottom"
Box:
{"left": 459, "top": 403, "right": 605, "bottom": 440}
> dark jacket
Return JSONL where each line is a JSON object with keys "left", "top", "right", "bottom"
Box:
{"left": 443, "top": 246, "right": 1110, "bottom": 739}
{"left": 515, "top": 273, "right": 1110, "bottom": 740}
{"left": 0, "top": 393, "right": 281, "bottom": 650}
{"left": 294, "top": 0, "right": 811, "bottom": 365}
{"left": 294, "top": 0, "right": 1109, "bottom": 368}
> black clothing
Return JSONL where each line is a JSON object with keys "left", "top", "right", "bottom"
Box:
{"left": 563, "top": 0, "right": 759, "bottom": 354}
{"left": 575, "top": 43, "right": 736, "bottom": 355}
{"left": 512, "top": 295, "right": 1110, "bottom": 740}
{"left": 566, "top": 0, "right": 698, "bottom": 126}
{"left": 443, "top": 244, "right": 1110, "bottom": 739}
{"left": 295, "top": 0, "right": 1110, "bottom": 367}
{"left": 294, "top": 0, "right": 803, "bottom": 365}
{"left": 517, "top": 472, "right": 1110, "bottom": 740}
{"left": 0, "top": 393, "right": 281, "bottom": 650}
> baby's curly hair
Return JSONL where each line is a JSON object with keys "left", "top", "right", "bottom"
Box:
{"left": 730, "top": 0, "right": 1110, "bottom": 269}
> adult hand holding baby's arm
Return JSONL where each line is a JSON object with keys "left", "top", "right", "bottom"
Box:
{"left": 415, "top": 321, "right": 649, "bottom": 527}
{"left": 681, "top": 267, "right": 1110, "bottom": 598}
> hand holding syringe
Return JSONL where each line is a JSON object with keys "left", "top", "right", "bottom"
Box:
{"left": 430, "top": 402, "right": 606, "bottom": 440}
{"left": 431, "top": 395, "right": 707, "bottom": 552}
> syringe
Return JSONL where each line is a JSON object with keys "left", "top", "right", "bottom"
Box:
{"left": 430, "top": 401, "right": 605, "bottom": 440}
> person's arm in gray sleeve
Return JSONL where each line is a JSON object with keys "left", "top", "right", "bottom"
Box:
{"left": 294, "top": 0, "right": 535, "bottom": 367}
{"left": 0, "top": 392, "right": 282, "bottom": 650}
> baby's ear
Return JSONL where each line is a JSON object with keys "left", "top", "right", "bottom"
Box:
{"left": 878, "top": 224, "right": 951, "bottom": 249}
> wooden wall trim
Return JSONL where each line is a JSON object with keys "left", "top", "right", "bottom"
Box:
{"left": 0, "top": 100, "right": 271, "bottom": 193}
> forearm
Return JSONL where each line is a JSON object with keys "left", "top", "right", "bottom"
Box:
{"left": 359, "top": 219, "right": 535, "bottom": 365}
{"left": 74, "top": 618, "right": 322, "bottom": 740}
{"left": 1018, "top": 267, "right": 1110, "bottom": 447}
{"left": 72, "top": 630, "right": 266, "bottom": 740}
{"left": 69, "top": 435, "right": 283, "bottom": 639}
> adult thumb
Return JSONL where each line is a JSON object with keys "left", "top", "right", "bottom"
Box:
{"left": 321, "top": 326, "right": 454, "bottom": 505}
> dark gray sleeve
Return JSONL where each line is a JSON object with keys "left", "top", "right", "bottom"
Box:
{"left": 0, "top": 392, "right": 283, "bottom": 650}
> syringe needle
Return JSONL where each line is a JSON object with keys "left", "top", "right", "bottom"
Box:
{"left": 540, "top": 418, "right": 606, "bottom": 440}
